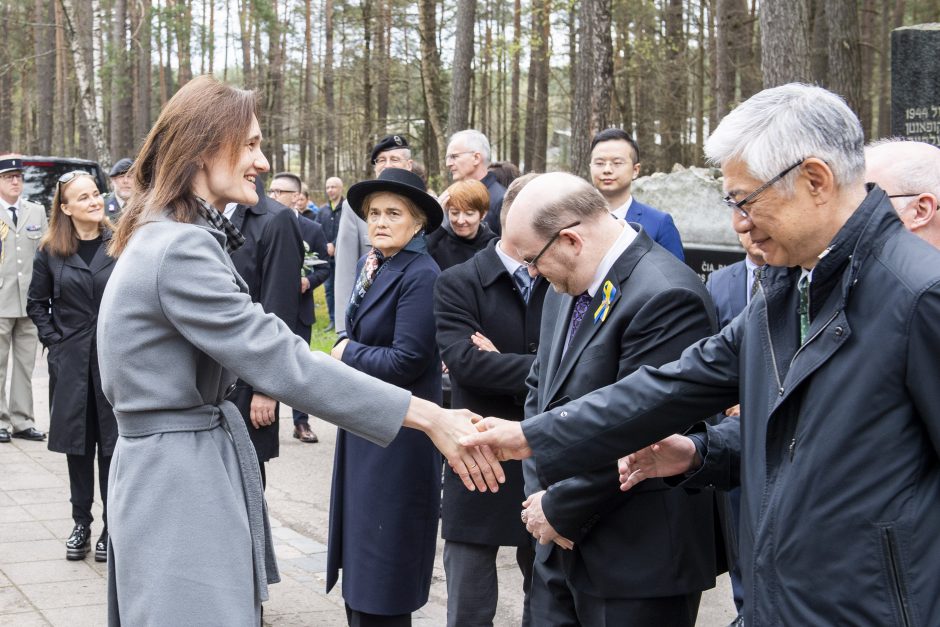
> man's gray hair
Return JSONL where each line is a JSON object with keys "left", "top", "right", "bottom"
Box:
{"left": 450, "top": 129, "right": 491, "bottom": 164}
{"left": 529, "top": 173, "right": 609, "bottom": 239}
{"left": 704, "top": 83, "right": 865, "bottom": 195}
{"left": 866, "top": 138, "right": 940, "bottom": 199}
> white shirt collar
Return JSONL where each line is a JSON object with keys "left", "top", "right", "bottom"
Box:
{"left": 495, "top": 239, "right": 524, "bottom": 276}
{"left": 223, "top": 203, "right": 238, "bottom": 220}
{"left": 5, "top": 198, "right": 21, "bottom": 212}
{"left": 586, "top": 220, "right": 637, "bottom": 298}
{"left": 610, "top": 196, "right": 634, "bottom": 221}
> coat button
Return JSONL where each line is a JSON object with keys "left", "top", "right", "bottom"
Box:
{"left": 834, "top": 326, "right": 844, "bottom": 336}
{"left": 778, "top": 387, "right": 785, "bottom": 396}
{"left": 560, "top": 411, "right": 568, "bottom": 417}
{"left": 528, "top": 342, "right": 537, "bottom": 353}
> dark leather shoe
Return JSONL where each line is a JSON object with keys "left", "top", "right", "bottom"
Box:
{"left": 95, "top": 528, "right": 108, "bottom": 562}
{"left": 66, "top": 523, "right": 91, "bottom": 560}
{"left": 729, "top": 615, "right": 744, "bottom": 627}
{"left": 12, "top": 427, "right": 46, "bottom": 441}
{"left": 293, "top": 423, "right": 318, "bottom": 443}
{"left": 0, "top": 428, "right": 10, "bottom": 443}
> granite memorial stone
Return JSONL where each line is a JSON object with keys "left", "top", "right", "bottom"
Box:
{"left": 891, "top": 23, "right": 940, "bottom": 146}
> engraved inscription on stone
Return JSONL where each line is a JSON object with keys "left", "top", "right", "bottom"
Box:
{"left": 891, "top": 24, "right": 940, "bottom": 147}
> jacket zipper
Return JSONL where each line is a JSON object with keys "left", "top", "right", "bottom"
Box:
{"left": 772, "top": 307, "right": 840, "bottom": 461}
{"left": 882, "top": 527, "right": 913, "bottom": 627}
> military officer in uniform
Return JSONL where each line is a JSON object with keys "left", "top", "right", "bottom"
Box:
{"left": 104, "top": 158, "right": 134, "bottom": 221}
{"left": 0, "top": 155, "right": 48, "bottom": 442}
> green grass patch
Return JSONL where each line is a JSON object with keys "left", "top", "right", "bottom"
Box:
{"left": 309, "top": 284, "right": 337, "bottom": 354}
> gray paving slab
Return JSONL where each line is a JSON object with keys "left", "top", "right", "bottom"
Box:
{"left": 42, "top": 604, "right": 107, "bottom": 627}
{"left": 0, "top": 540, "right": 67, "bottom": 565}
{"left": 0, "top": 585, "right": 35, "bottom": 615}
{"left": 0, "top": 610, "right": 51, "bottom": 626}
{"left": 0, "top": 505, "right": 33, "bottom": 524}
{"left": 1, "top": 559, "right": 101, "bottom": 585}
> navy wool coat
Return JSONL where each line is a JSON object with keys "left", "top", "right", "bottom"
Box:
{"left": 327, "top": 246, "right": 443, "bottom": 615}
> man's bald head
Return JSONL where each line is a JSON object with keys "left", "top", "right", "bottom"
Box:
{"left": 865, "top": 139, "right": 940, "bottom": 249}
{"left": 506, "top": 172, "right": 610, "bottom": 240}
{"left": 504, "top": 172, "right": 621, "bottom": 295}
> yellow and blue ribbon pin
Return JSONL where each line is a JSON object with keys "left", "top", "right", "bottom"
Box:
{"left": 593, "top": 280, "right": 617, "bottom": 324}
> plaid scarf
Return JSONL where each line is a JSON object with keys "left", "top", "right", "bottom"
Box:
{"left": 195, "top": 197, "right": 246, "bottom": 253}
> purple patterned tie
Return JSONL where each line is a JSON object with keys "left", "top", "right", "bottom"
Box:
{"left": 567, "top": 292, "right": 592, "bottom": 345}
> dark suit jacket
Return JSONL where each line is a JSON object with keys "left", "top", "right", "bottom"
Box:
{"left": 706, "top": 260, "right": 749, "bottom": 328}
{"left": 627, "top": 199, "right": 685, "bottom": 261}
{"left": 480, "top": 172, "right": 507, "bottom": 236}
{"left": 227, "top": 189, "right": 304, "bottom": 462}
{"left": 434, "top": 239, "right": 548, "bottom": 546}
{"left": 297, "top": 214, "right": 330, "bottom": 329}
{"left": 327, "top": 247, "right": 443, "bottom": 614}
{"left": 523, "top": 226, "right": 719, "bottom": 599}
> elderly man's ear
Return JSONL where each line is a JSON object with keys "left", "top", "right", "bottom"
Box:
{"left": 909, "top": 193, "right": 939, "bottom": 232}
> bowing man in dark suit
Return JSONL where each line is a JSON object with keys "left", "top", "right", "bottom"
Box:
{"left": 503, "top": 172, "right": 718, "bottom": 626}
{"left": 226, "top": 175, "right": 304, "bottom": 484}
{"left": 433, "top": 173, "right": 546, "bottom": 626}
{"left": 705, "top": 229, "right": 765, "bottom": 624}
{"left": 327, "top": 168, "right": 445, "bottom": 626}
{"left": 270, "top": 172, "right": 331, "bottom": 443}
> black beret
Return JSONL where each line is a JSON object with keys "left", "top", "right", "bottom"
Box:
{"left": 369, "top": 135, "right": 409, "bottom": 164}
{"left": 109, "top": 158, "right": 134, "bottom": 177}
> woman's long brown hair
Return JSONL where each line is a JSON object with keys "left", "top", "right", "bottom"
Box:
{"left": 108, "top": 75, "right": 257, "bottom": 257}
{"left": 40, "top": 173, "right": 113, "bottom": 258}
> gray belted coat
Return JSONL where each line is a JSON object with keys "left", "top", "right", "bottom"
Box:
{"left": 97, "top": 211, "right": 411, "bottom": 626}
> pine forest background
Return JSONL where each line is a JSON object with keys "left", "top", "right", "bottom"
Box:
{"left": 0, "top": 0, "right": 937, "bottom": 195}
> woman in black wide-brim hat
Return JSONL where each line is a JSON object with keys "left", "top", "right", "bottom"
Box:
{"left": 327, "top": 168, "right": 445, "bottom": 626}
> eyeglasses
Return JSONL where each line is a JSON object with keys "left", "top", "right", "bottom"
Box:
{"left": 887, "top": 193, "right": 924, "bottom": 199}
{"left": 590, "top": 159, "right": 630, "bottom": 169}
{"left": 0, "top": 172, "right": 23, "bottom": 182}
{"left": 374, "top": 154, "right": 406, "bottom": 167}
{"left": 723, "top": 159, "right": 805, "bottom": 218}
{"left": 57, "top": 170, "right": 89, "bottom": 188}
{"left": 521, "top": 221, "right": 581, "bottom": 271}
{"left": 445, "top": 151, "right": 475, "bottom": 163}
{"left": 269, "top": 188, "right": 299, "bottom": 198}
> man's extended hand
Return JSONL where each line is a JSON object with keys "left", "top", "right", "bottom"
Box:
{"left": 522, "top": 491, "right": 574, "bottom": 548}
{"left": 249, "top": 393, "right": 277, "bottom": 429}
{"left": 460, "top": 417, "right": 532, "bottom": 461}
{"left": 617, "top": 434, "right": 700, "bottom": 491}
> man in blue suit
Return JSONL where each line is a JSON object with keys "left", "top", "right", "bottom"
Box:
{"left": 589, "top": 128, "right": 685, "bottom": 260}
{"left": 704, "top": 229, "right": 764, "bottom": 627}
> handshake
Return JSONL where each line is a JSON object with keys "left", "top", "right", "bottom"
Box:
{"left": 406, "top": 398, "right": 533, "bottom": 493}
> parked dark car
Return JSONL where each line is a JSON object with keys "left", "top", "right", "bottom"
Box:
{"left": 21, "top": 156, "right": 109, "bottom": 211}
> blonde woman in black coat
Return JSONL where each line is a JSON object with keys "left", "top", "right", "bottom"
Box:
{"left": 27, "top": 171, "right": 117, "bottom": 562}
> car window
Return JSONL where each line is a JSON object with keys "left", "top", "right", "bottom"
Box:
{"left": 21, "top": 160, "right": 108, "bottom": 211}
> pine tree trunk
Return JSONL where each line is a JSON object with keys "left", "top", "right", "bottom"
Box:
{"left": 133, "top": 0, "right": 152, "bottom": 146}
{"left": 760, "top": 0, "right": 811, "bottom": 86}
{"left": 509, "top": 0, "right": 521, "bottom": 165}
{"left": 323, "top": 0, "right": 337, "bottom": 175}
{"left": 34, "top": 0, "right": 56, "bottom": 154}
{"left": 826, "top": 0, "right": 862, "bottom": 115}
{"left": 447, "top": 0, "right": 476, "bottom": 137}
{"left": 418, "top": 0, "right": 446, "bottom": 178}
{"left": 661, "top": 0, "right": 687, "bottom": 168}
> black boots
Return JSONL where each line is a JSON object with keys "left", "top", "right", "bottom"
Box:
{"left": 95, "top": 527, "right": 108, "bottom": 562}
{"left": 66, "top": 523, "right": 91, "bottom": 560}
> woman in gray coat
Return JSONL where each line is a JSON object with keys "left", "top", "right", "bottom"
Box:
{"left": 97, "top": 75, "right": 503, "bottom": 627}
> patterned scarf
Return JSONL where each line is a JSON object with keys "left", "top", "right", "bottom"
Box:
{"left": 345, "top": 232, "right": 429, "bottom": 323}
{"left": 346, "top": 248, "right": 389, "bottom": 322}
{"left": 195, "top": 197, "right": 246, "bottom": 253}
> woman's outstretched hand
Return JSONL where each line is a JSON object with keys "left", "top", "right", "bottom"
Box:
{"left": 404, "top": 397, "right": 505, "bottom": 493}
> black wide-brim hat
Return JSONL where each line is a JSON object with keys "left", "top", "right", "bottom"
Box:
{"left": 347, "top": 168, "right": 443, "bottom": 234}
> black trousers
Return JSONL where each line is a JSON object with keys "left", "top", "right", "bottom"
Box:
{"left": 66, "top": 382, "right": 111, "bottom": 527}
{"left": 345, "top": 604, "right": 410, "bottom": 627}
{"left": 530, "top": 548, "right": 701, "bottom": 627}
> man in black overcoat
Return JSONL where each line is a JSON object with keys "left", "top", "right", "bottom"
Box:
{"left": 433, "top": 176, "right": 546, "bottom": 626}
{"left": 226, "top": 175, "right": 304, "bottom": 484}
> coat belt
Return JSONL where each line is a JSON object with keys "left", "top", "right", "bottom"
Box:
{"left": 115, "top": 401, "right": 281, "bottom": 601}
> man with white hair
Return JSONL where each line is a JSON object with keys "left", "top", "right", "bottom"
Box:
{"left": 446, "top": 129, "right": 506, "bottom": 235}
{"left": 865, "top": 139, "right": 940, "bottom": 249}
{"left": 464, "top": 83, "right": 940, "bottom": 625}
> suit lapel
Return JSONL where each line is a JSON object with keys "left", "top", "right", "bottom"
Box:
{"left": 350, "top": 252, "right": 418, "bottom": 332}
{"left": 89, "top": 231, "right": 115, "bottom": 275}
{"left": 542, "top": 233, "right": 648, "bottom": 405}
{"left": 541, "top": 291, "right": 574, "bottom": 406}
{"left": 730, "top": 262, "right": 748, "bottom": 316}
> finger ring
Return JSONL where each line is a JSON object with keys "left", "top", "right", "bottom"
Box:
{"left": 469, "top": 463, "right": 477, "bottom": 469}
{"left": 521, "top": 511, "right": 528, "bottom": 522}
